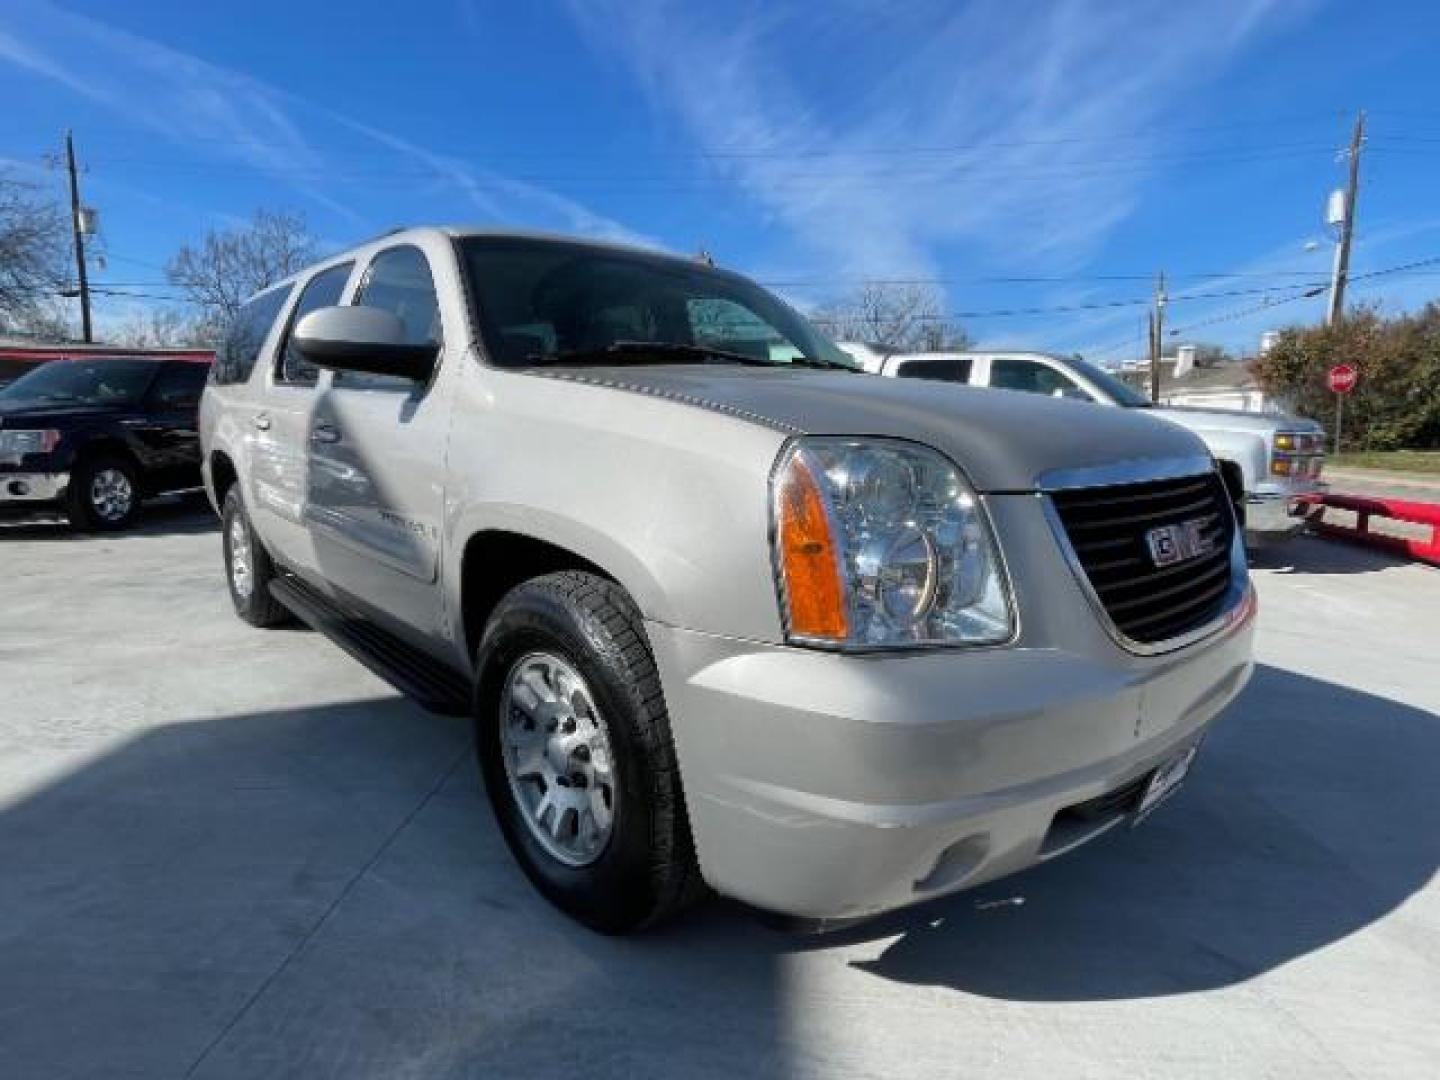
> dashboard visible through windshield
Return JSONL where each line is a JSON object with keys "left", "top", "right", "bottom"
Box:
{"left": 459, "top": 237, "right": 856, "bottom": 370}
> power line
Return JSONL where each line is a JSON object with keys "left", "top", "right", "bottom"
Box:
{"left": 67, "top": 142, "right": 1339, "bottom": 189}
{"left": 25, "top": 109, "right": 1349, "bottom": 162}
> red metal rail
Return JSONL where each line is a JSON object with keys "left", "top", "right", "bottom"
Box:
{"left": 1296, "top": 492, "right": 1440, "bottom": 566}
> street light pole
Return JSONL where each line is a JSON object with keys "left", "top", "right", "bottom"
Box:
{"left": 64, "top": 129, "right": 93, "bottom": 343}
{"left": 1148, "top": 270, "right": 1167, "bottom": 403}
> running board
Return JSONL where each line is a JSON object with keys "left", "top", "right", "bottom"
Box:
{"left": 268, "top": 575, "right": 471, "bottom": 716}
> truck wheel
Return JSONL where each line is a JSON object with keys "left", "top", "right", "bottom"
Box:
{"left": 474, "top": 571, "right": 703, "bottom": 933}
{"left": 221, "top": 485, "right": 289, "bottom": 627}
{"left": 67, "top": 454, "right": 141, "bottom": 531}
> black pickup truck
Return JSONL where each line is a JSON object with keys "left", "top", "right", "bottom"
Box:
{"left": 0, "top": 355, "right": 211, "bottom": 530}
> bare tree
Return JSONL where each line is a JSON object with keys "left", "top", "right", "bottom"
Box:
{"left": 0, "top": 170, "right": 68, "bottom": 333}
{"left": 109, "top": 307, "right": 204, "bottom": 349}
{"left": 812, "top": 282, "right": 970, "bottom": 354}
{"left": 166, "top": 209, "right": 318, "bottom": 339}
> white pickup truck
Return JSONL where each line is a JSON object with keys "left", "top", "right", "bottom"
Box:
{"left": 841, "top": 346, "right": 1326, "bottom": 542}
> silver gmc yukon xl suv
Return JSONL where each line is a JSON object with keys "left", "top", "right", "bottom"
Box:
{"left": 200, "top": 228, "right": 1256, "bottom": 933}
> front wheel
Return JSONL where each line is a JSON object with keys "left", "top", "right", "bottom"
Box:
{"left": 474, "top": 571, "right": 703, "bottom": 933}
{"left": 221, "top": 485, "right": 289, "bottom": 627}
{"left": 67, "top": 455, "right": 141, "bottom": 531}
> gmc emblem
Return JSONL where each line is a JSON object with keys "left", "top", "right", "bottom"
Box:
{"left": 1145, "top": 519, "right": 1215, "bottom": 568}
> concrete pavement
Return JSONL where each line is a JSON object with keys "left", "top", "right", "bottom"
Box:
{"left": 1, "top": 501, "right": 1437, "bottom": 1078}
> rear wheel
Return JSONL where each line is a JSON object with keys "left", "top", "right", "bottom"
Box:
{"left": 221, "top": 485, "right": 289, "bottom": 627}
{"left": 67, "top": 455, "right": 141, "bottom": 531}
{"left": 474, "top": 571, "right": 703, "bottom": 933}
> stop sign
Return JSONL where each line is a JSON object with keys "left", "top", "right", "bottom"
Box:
{"left": 1328, "top": 364, "right": 1358, "bottom": 394}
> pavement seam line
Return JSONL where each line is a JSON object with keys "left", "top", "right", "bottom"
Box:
{"left": 180, "top": 741, "right": 471, "bottom": 1079}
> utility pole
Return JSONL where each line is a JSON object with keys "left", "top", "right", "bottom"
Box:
{"left": 1149, "top": 270, "right": 1167, "bottom": 403}
{"left": 64, "top": 130, "right": 93, "bottom": 343}
{"left": 1326, "top": 110, "right": 1365, "bottom": 327}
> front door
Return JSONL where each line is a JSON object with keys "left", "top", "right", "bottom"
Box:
{"left": 304, "top": 244, "right": 453, "bottom": 643}
{"left": 248, "top": 260, "right": 355, "bottom": 573}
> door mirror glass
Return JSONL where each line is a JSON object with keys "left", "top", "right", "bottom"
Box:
{"left": 292, "top": 306, "right": 437, "bottom": 381}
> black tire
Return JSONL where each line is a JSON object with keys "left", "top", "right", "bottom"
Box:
{"left": 474, "top": 571, "right": 704, "bottom": 933}
{"left": 220, "top": 485, "right": 290, "bottom": 627}
{"left": 67, "top": 453, "right": 141, "bottom": 531}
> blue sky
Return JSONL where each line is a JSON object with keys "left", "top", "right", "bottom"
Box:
{"left": 4, "top": 0, "right": 1440, "bottom": 358}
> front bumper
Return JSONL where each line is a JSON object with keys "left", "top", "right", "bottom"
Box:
{"left": 0, "top": 471, "right": 69, "bottom": 505}
{"left": 1245, "top": 479, "right": 1325, "bottom": 541}
{"left": 650, "top": 600, "right": 1254, "bottom": 920}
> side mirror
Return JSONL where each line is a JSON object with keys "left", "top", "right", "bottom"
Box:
{"left": 293, "top": 306, "right": 438, "bottom": 382}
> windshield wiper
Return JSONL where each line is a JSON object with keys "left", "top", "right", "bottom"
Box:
{"left": 788, "top": 355, "right": 859, "bottom": 372}
{"left": 528, "top": 341, "right": 779, "bottom": 368}
{"left": 527, "top": 341, "right": 860, "bottom": 371}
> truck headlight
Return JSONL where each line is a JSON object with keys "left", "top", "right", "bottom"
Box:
{"left": 771, "top": 437, "right": 1014, "bottom": 648}
{"left": 0, "top": 429, "right": 60, "bottom": 458}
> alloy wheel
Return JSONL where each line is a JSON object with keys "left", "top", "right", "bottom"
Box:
{"left": 499, "top": 651, "right": 617, "bottom": 867}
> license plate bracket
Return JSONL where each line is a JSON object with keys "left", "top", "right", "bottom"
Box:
{"left": 1133, "top": 742, "right": 1201, "bottom": 823}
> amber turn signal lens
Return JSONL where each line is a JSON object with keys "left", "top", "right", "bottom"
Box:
{"left": 775, "top": 454, "right": 848, "bottom": 640}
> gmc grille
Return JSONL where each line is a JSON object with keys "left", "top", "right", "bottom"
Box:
{"left": 1050, "top": 473, "right": 1236, "bottom": 646}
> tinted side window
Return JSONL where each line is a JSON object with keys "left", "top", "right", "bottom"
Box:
{"left": 149, "top": 362, "right": 211, "bottom": 408}
{"left": 989, "top": 357, "right": 1078, "bottom": 396}
{"left": 893, "top": 356, "right": 972, "bottom": 383}
{"left": 277, "top": 262, "right": 354, "bottom": 386}
{"left": 337, "top": 246, "right": 440, "bottom": 389}
{"left": 213, "top": 286, "right": 291, "bottom": 386}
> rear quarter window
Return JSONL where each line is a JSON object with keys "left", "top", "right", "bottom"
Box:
{"left": 893, "top": 356, "right": 972, "bottom": 382}
{"left": 211, "top": 285, "right": 293, "bottom": 386}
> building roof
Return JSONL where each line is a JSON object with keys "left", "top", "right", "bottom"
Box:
{"left": 1166, "top": 361, "right": 1260, "bottom": 392}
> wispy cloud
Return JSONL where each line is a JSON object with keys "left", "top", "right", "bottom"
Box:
{"left": 1, "top": 1, "right": 649, "bottom": 243}
{"left": 1060, "top": 214, "right": 1440, "bottom": 359}
{"left": 563, "top": 0, "right": 1315, "bottom": 279}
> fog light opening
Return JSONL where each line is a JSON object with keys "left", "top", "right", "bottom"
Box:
{"left": 914, "top": 834, "right": 989, "bottom": 894}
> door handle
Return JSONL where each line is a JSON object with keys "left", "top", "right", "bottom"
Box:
{"left": 311, "top": 424, "right": 341, "bottom": 445}
{"left": 252, "top": 413, "right": 272, "bottom": 431}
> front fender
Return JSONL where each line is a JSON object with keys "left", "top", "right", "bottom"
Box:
{"left": 440, "top": 363, "right": 791, "bottom": 655}
{"left": 1180, "top": 428, "right": 1267, "bottom": 493}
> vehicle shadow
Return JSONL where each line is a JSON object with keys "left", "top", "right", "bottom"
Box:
{"left": 825, "top": 663, "right": 1439, "bottom": 1002}
{"left": 0, "top": 696, "right": 788, "bottom": 1079}
{"left": 0, "top": 664, "right": 1431, "bottom": 1075}
{"left": 0, "top": 491, "right": 217, "bottom": 541}
{"left": 1247, "top": 532, "right": 1413, "bottom": 576}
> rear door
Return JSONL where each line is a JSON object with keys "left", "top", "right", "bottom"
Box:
{"left": 140, "top": 361, "right": 210, "bottom": 491}
{"left": 304, "top": 243, "right": 454, "bottom": 640}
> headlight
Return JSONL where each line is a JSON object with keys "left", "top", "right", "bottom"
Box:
{"left": 0, "top": 429, "right": 60, "bottom": 458}
{"left": 771, "top": 437, "right": 1013, "bottom": 648}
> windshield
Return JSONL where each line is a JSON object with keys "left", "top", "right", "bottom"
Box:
{"left": 0, "top": 359, "right": 160, "bottom": 406}
{"left": 459, "top": 237, "right": 857, "bottom": 370}
{"left": 1066, "top": 356, "right": 1152, "bottom": 407}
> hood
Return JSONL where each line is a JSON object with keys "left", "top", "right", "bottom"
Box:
{"left": 542, "top": 366, "right": 1209, "bottom": 491}
{"left": 1151, "top": 405, "right": 1320, "bottom": 435}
